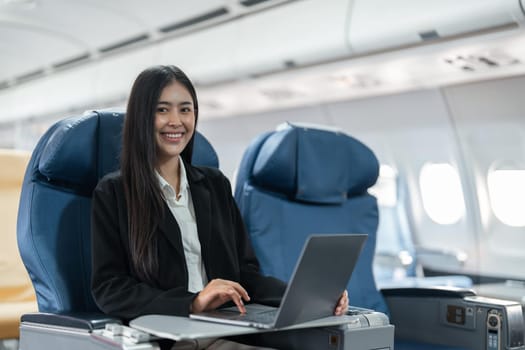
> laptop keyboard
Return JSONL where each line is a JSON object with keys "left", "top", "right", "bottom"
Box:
{"left": 239, "top": 308, "right": 279, "bottom": 324}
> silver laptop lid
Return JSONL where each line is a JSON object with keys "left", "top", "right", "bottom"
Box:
{"left": 273, "top": 233, "right": 367, "bottom": 328}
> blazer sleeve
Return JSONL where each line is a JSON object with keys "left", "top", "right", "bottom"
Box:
{"left": 91, "top": 176, "right": 196, "bottom": 320}
{"left": 220, "top": 175, "right": 287, "bottom": 306}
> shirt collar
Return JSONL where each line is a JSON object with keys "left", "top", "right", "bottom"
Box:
{"left": 155, "top": 157, "right": 189, "bottom": 202}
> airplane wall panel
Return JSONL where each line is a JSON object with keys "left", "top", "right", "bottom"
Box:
{"left": 327, "top": 89, "right": 479, "bottom": 274}
{"left": 444, "top": 75, "right": 525, "bottom": 280}
{"left": 444, "top": 75, "right": 525, "bottom": 122}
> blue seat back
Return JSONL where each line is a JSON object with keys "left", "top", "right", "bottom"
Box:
{"left": 234, "top": 123, "right": 388, "bottom": 314}
{"left": 17, "top": 110, "right": 218, "bottom": 313}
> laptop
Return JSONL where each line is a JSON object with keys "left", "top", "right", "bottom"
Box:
{"left": 190, "top": 233, "right": 367, "bottom": 329}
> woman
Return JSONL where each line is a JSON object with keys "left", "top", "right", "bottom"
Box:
{"left": 91, "top": 65, "right": 349, "bottom": 348}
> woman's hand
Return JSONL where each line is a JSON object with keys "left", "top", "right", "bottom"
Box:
{"left": 191, "top": 279, "right": 250, "bottom": 314}
{"left": 334, "top": 290, "right": 349, "bottom": 316}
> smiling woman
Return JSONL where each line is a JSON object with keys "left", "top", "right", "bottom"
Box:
{"left": 4, "top": 1, "right": 525, "bottom": 348}
{"left": 90, "top": 65, "right": 291, "bottom": 350}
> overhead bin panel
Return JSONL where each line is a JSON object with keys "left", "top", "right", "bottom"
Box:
{"left": 348, "top": 0, "right": 525, "bottom": 54}
{"left": 158, "top": 21, "right": 238, "bottom": 84}
{"left": 234, "top": 0, "right": 352, "bottom": 77}
{"left": 0, "top": 24, "right": 83, "bottom": 83}
{"left": 93, "top": 45, "right": 161, "bottom": 103}
{"left": 0, "top": 64, "right": 98, "bottom": 123}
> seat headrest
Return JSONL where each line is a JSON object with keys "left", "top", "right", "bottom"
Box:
{"left": 38, "top": 110, "right": 123, "bottom": 194}
{"left": 251, "top": 124, "right": 379, "bottom": 204}
{"left": 192, "top": 132, "right": 219, "bottom": 169}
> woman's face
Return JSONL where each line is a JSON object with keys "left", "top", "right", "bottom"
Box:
{"left": 154, "top": 81, "right": 196, "bottom": 165}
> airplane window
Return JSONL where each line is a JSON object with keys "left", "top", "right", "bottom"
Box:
{"left": 419, "top": 163, "right": 465, "bottom": 225}
{"left": 368, "top": 164, "right": 397, "bottom": 207}
{"left": 487, "top": 169, "right": 525, "bottom": 227}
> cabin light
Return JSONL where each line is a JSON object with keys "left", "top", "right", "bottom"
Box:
{"left": 398, "top": 250, "right": 414, "bottom": 266}
{"left": 333, "top": 74, "right": 354, "bottom": 86}
{"left": 333, "top": 73, "right": 380, "bottom": 89}
{"left": 456, "top": 251, "right": 468, "bottom": 263}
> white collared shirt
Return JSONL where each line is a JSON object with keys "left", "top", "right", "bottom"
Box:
{"left": 156, "top": 158, "right": 208, "bottom": 293}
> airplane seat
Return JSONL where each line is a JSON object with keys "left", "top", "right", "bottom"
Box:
{"left": 0, "top": 150, "right": 38, "bottom": 342}
{"left": 16, "top": 109, "right": 219, "bottom": 316}
{"left": 233, "top": 123, "right": 523, "bottom": 350}
{"left": 233, "top": 122, "right": 388, "bottom": 314}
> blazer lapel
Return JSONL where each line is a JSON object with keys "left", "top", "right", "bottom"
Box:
{"left": 157, "top": 203, "right": 184, "bottom": 252}
{"left": 185, "top": 164, "right": 212, "bottom": 265}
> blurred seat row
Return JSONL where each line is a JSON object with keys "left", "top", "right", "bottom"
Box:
{"left": 0, "top": 150, "right": 37, "bottom": 347}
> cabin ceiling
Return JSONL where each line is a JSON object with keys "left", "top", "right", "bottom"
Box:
{"left": 1, "top": 0, "right": 525, "bottom": 124}
{"left": 0, "top": 0, "right": 290, "bottom": 86}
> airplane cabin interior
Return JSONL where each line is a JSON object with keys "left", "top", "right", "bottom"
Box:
{"left": 0, "top": 0, "right": 525, "bottom": 349}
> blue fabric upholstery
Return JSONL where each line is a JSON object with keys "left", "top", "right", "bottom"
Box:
{"left": 17, "top": 109, "right": 218, "bottom": 313}
{"left": 234, "top": 123, "right": 388, "bottom": 314}
{"left": 234, "top": 124, "right": 471, "bottom": 350}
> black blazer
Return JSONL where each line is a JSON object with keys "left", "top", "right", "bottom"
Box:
{"left": 91, "top": 163, "right": 286, "bottom": 320}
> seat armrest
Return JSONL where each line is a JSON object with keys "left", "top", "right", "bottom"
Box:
{"left": 21, "top": 312, "right": 121, "bottom": 331}
{"left": 381, "top": 286, "right": 476, "bottom": 298}
{"left": 381, "top": 287, "right": 525, "bottom": 349}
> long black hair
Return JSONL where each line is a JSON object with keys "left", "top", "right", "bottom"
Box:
{"left": 121, "top": 65, "right": 199, "bottom": 283}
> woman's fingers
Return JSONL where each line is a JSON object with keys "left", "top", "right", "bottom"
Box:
{"left": 334, "top": 290, "right": 349, "bottom": 316}
{"left": 211, "top": 279, "right": 250, "bottom": 313}
{"left": 224, "top": 286, "right": 247, "bottom": 314}
{"left": 221, "top": 279, "right": 250, "bottom": 303}
{"left": 191, "top": 279, "right": 250, "bottom": 313}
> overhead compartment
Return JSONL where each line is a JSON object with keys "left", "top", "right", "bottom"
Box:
{"left": 234, "top": 0, "right": 352, "bottom": 77}
{"left": 158, "top": 21, "right": 238, "bottom": 85}
{"left": 348, "top": 0, "right": 525, "bottom": 54}
{"left": 93, "top": 45, "right": 160, "bottom": 103}
{"left": 0, "top": 63, "right": 99, "bottom": 123}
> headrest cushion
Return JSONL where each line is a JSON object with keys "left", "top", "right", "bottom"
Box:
{"left": 38, "top": 110, "right": 124, "bottom": 192}
{"left": 192, "top": 132, "right": 219, "bottom": 168}
{"left": 252, "top": 125, "right": 379, "bottom": 204}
